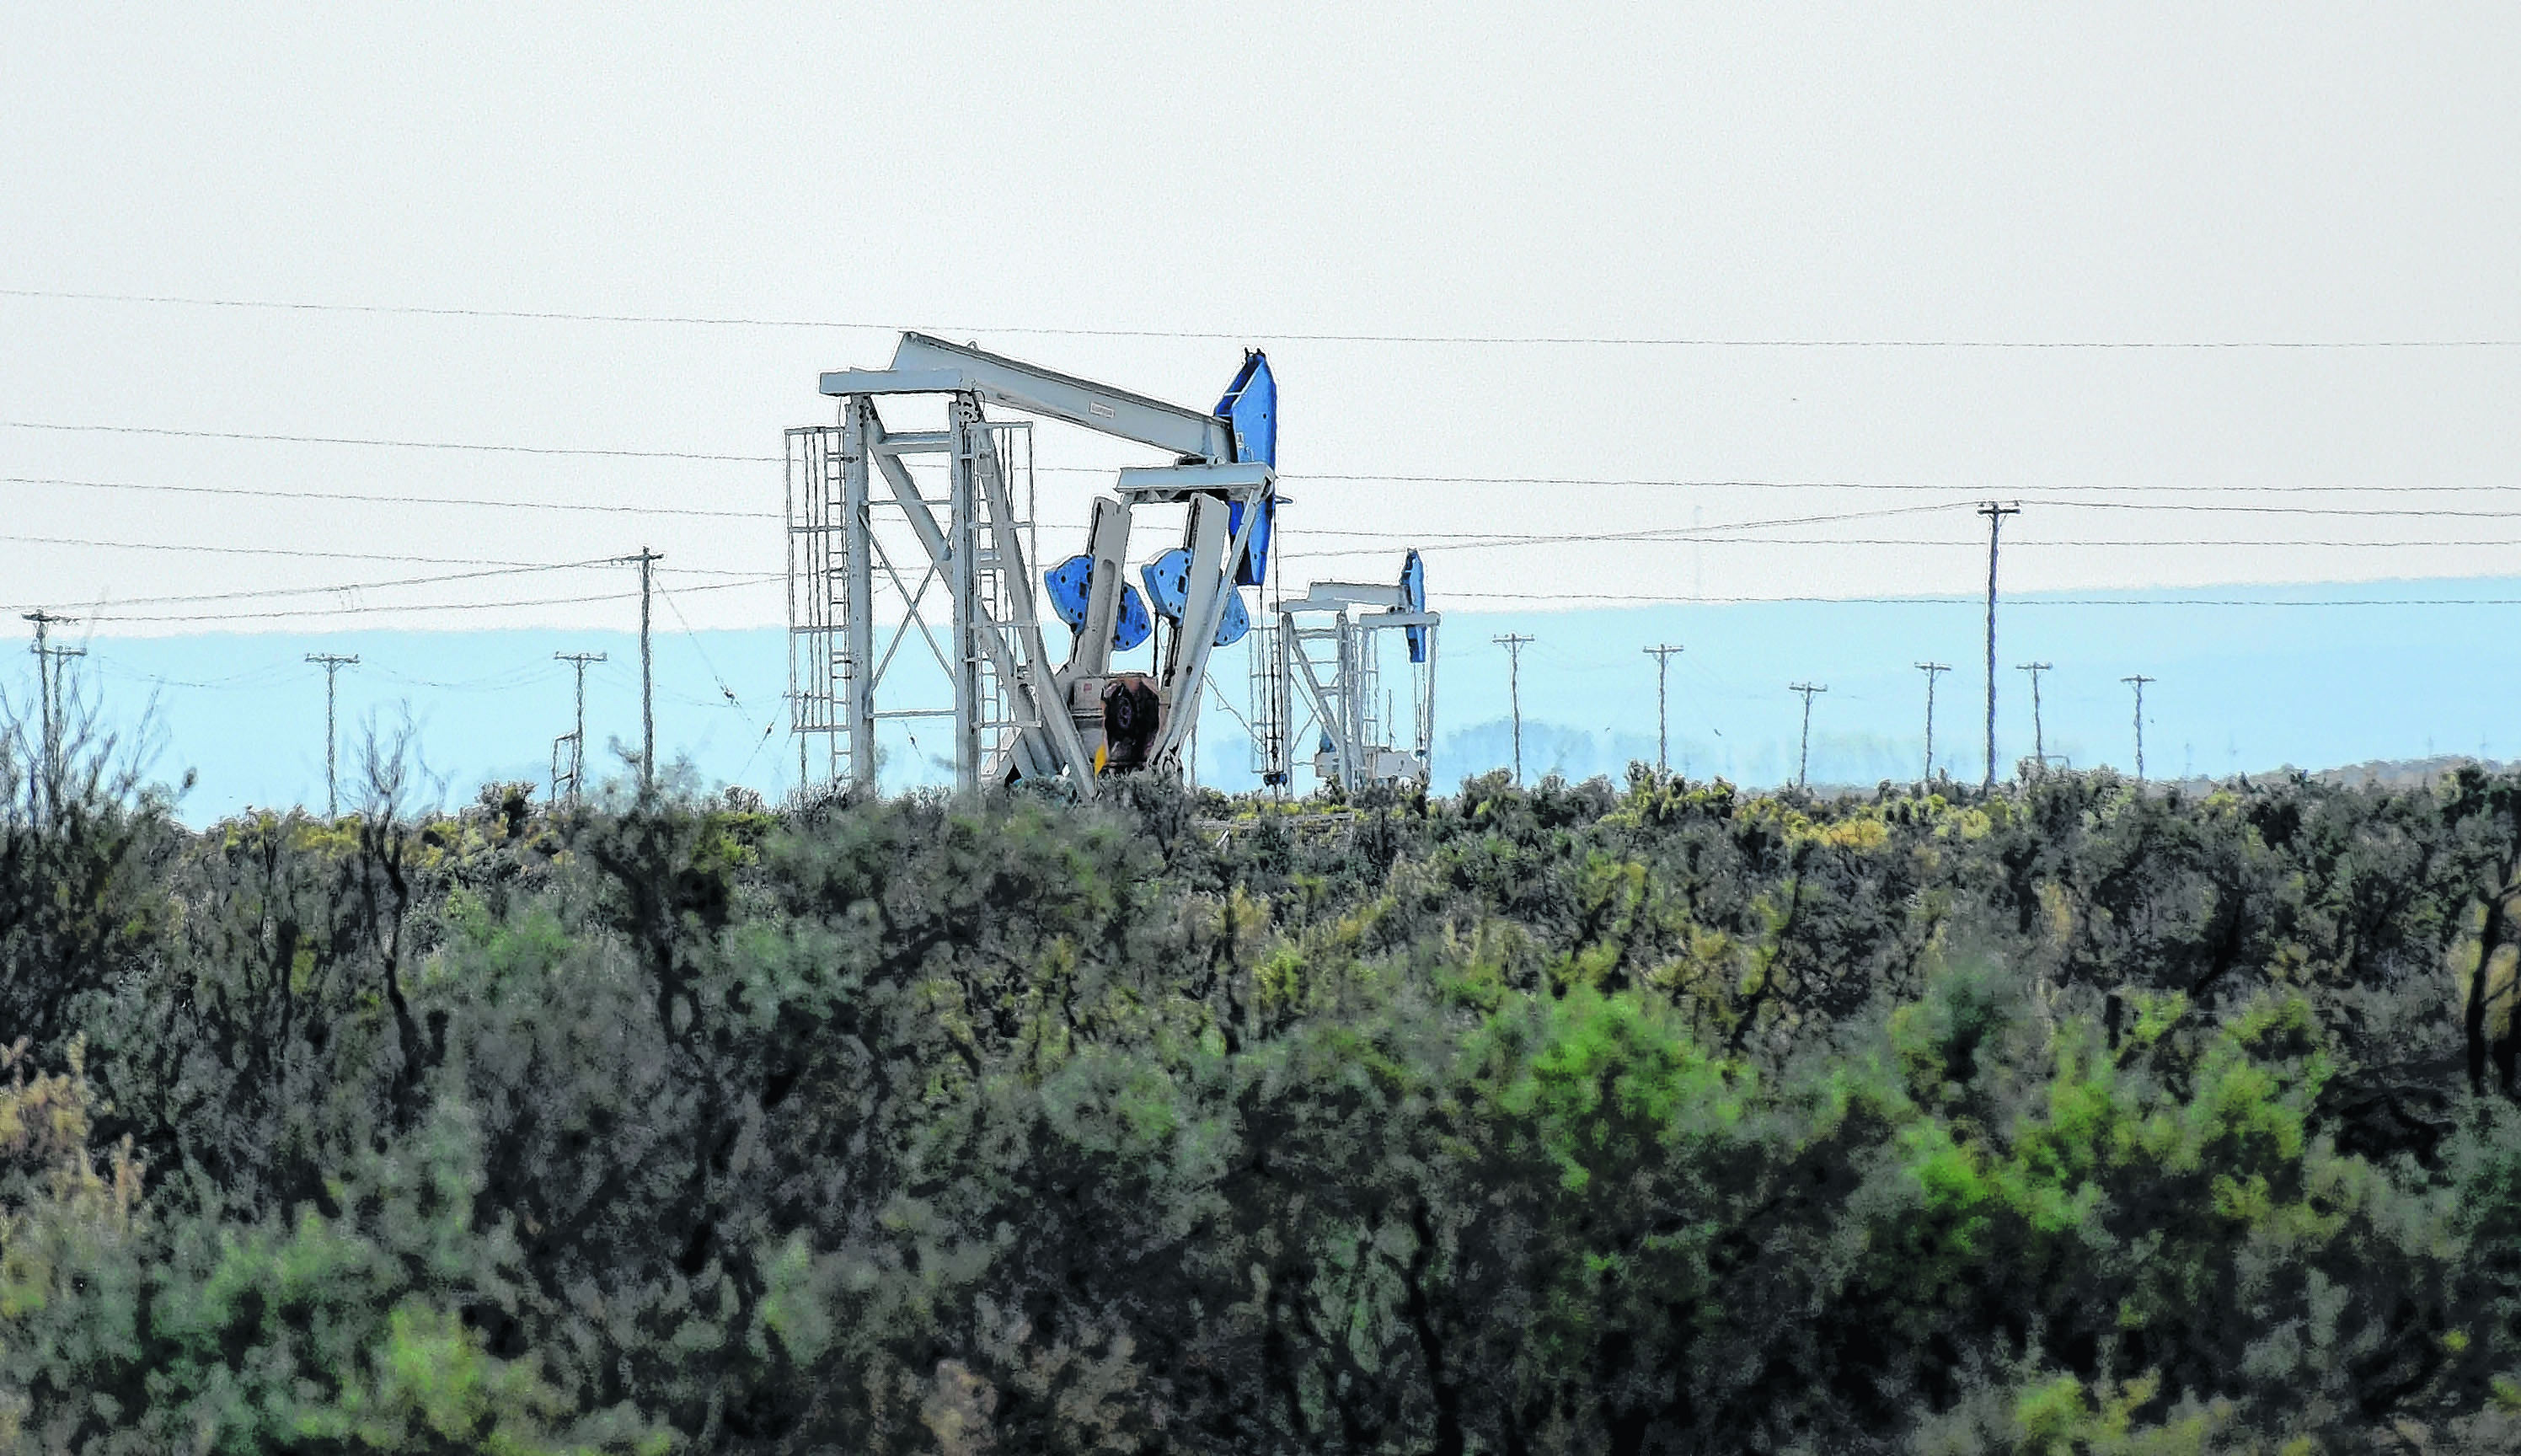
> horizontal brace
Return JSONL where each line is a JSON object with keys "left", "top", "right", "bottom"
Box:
{"left": 819, "top": 367, "right": 971, "bottom": 397}
{"left": 1279, "top": 582, "right": 1410, "bottom": 612}
{"left": 1114, "top": 463, "right": 1274, "bottom": 502}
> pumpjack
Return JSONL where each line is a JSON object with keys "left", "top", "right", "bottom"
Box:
{"left": 787, "top": 333, "right": 1277, "bottom": 797}
{"left": 1252, "top": 549, "right": 1441, "bottom": 794}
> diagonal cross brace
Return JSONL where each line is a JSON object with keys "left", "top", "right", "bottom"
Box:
{"left": 1279, "top": 617, "right": 1351, "bottom": 788}
{"left": 1149, "top": 487, "right": 1266, "bottom": 769}
{"left": 954, "top": 399, "right": 1100, "bottom": 795}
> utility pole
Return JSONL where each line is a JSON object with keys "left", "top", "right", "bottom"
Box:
{"left": 1643, "top": 644, "right": 1683, "bottom": 774}
{"left": 23, "top": 612, "right": 83, "bottom": 815}
{"left": 618, "top": 548, "right": 663, "bottom": 790}
{"left": 2123, "top": 674, "right": 2154, "bottom": 785}
{"left": 24, "top": 614, "right": 57, "bottom": 773}
{"left": 554, "top": 650, "right": 608, "bottom": 804}
{"left": 1493, "top": 633, "right": 1533, "bottom": 783}
{"left": 1978, "top": 501, "right": 2020, "bottom": 789}
{"left": 1790, "top": 682, "right": 1828, "bottom": 790}
{"left": 305, "top": 652, "right": 358, "bottom": 817}
{"left": 1915, "top": 661, "right": 1950, "bottom": 783}
{"left": 2017, "top": 661, "right": 2053, "bottom": 776}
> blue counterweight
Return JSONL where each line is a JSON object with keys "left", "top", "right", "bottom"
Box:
{"left": 1044, "top": 554, "right": 1152, "bottom": 651}
{"left": 1215, "top": 351, "right": 1277, "bottom": 586}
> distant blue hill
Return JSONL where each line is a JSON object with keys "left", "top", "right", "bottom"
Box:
{"left": 38, "top": 576, "right": 2521, "bottom": 822}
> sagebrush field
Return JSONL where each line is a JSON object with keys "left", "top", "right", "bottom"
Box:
{"left": 5, "top": 733, "right": 2521, "bottom": 1453}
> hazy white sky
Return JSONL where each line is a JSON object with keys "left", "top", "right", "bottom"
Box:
{"left": 3, "top": 3, "right": 2517, "bottom": 634}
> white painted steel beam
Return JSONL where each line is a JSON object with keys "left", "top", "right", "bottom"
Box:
{"left": 883, "top": 334, "right": 1235, "bottom": 463}
{"left": 840, "top": 399, "right": 877, "bottom": 787}
{"left": 1071, "top": 496, "right": 1132, "bottom": 679}
{"left": 1114, "top": 462, "right": 1273, "bottom": 501}
{"left": 1280, "top": 582, "right": 1409, "bottom": 613}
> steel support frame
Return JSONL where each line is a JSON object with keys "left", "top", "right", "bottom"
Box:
{"left": 792, "top": 389, "right": 1096, "bottom": 799}
{"left": 839, "top": 399, "right": 877, "bottom": 782}
{"left": 1272, "top": 603, "right": 1441, "bottom": 794}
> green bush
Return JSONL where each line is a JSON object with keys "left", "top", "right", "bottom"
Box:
{"left": 0, "top": 752, "right": 2518, "bottom": 1450}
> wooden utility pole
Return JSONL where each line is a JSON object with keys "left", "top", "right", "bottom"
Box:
{"left": 1978, "top": 502, "right": 2020, "bottom": 789}
{"left": 554, "top": 650, "right": 608, "bottom": 803}
{"left": 1643, "top": 644, "right": 1683, "bottom": 774}
{"left": 1493, "top": 634, "right": 1533, "bottom": 783}
{"left": 1915, "top": 661, "right": 1950, "bottom": 783}
{"left": 22, "top": 612, "right": 82, "bottom": 806}
{"left": 305, "top": 653, "right": 358, "bottom": 817}
{"left": 1790, "top": 682, "right": 1828, "bottom": 790}
{"left": 618, "top": 549, "right": 664, "bottom": 790}
{"left": 2123, "top": 674, "right": 2154, "bottom": 784}
{"left": 24, "top": 613, "right": 83, "bottom": 819}
{"left": 2018, "top": 661, "right": 2052, "bottom": 775}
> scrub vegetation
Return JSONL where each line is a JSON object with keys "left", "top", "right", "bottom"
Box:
{"left": 4, "top": 712, "right": 2521, "bottom": 1453}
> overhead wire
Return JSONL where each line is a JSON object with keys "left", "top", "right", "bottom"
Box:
{"left": 0, "top": 532, "right": 597, "bottom": 570}
{"left": 1, "top": 473, "right": 777, "bottom": 521}
{"left": 653, "top": 582, "right": 752, "bottom": 720}
{"left": 13, "top": 424, "right": 2521, "bottom": 513}
{"left": 29, "top": 572, "right": 781, "bottom": 626}
{"left": 1261, "top": 472, "right": 2521, "bottom": 496}
{"left": 87, "top": 656, "right": 303, "bottom": 693}
{"left": 65, "top": 294, "right": 2521, "bottom": 789}
{"left": 10, "top": 306, "right": 2521, "bottom": 647}
{"left": 2, "top": 420, "right": 778, "bottom": 463}
{"left": 1277, "top": 537, "right": 2521, "bottom": 557}
{"left": 1432, "top": 590, "right": 2521, "bottom": 607}
{"left": 360, "top": 662, "right": 561, "bottom": 693}
{"left": 19, "top": 422, "right": 2521, "bottom": 505}
{"left": 10, "top": 287, "right": 2520, "bottom": 349}
{"left": 52, "top": 559, "right": 632, "bottom": 612}
{"left": 2024, "top": 498, "right": 2521, "bottom": 519}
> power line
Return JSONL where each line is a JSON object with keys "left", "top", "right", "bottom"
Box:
{"left": 2, "top": 473, "right": 776, "bottom": 521}
{"left": 0, "top": 533, "right": 613, "bottom": 570}
{"left": 11, "top": 287, "right": 2520, "bottom": 348}
{"left": 2029, "top": 499, "right": 2521, "bottom": 520}
{"left": 1264, "top": 472, "right": 2521, "bottom": 496}
{"left": 654, "top": 582, "right": 749, "bottom": 721}
{"left": 1274, "top": 502, "right": 1974, "bottom": 551}
{"left": 1277, "top": 535, "right": 2521, "bottom": 557}
{"left": 1064, "top": 505, "right": 1975, "bottom": 546}
{"left": 14, "top": 423, "right": 2521, "bottom": 508}
{"left": 51, "top": 561, "right": 748, "bottom": 613}
{"left": 52, "top": 559, "right": 625, "bottom": 612}
{"left": 1437, "top": 590, "right": 2521, "bottom": 607}
{"left": 29, "top": 573, "right": 779, "bottom": 626}
{"left": 361, "top": 661, "right": 570, "bottom": 693}
{"left": 1, "top": 420, "right": 778, "bottom": 463}
{"left": 86, "top": 656, "right": 302, "bottom": 693}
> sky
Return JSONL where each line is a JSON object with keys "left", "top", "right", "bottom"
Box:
{"left": 3, "top": 6, "right": 2519, "bottom": 809}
